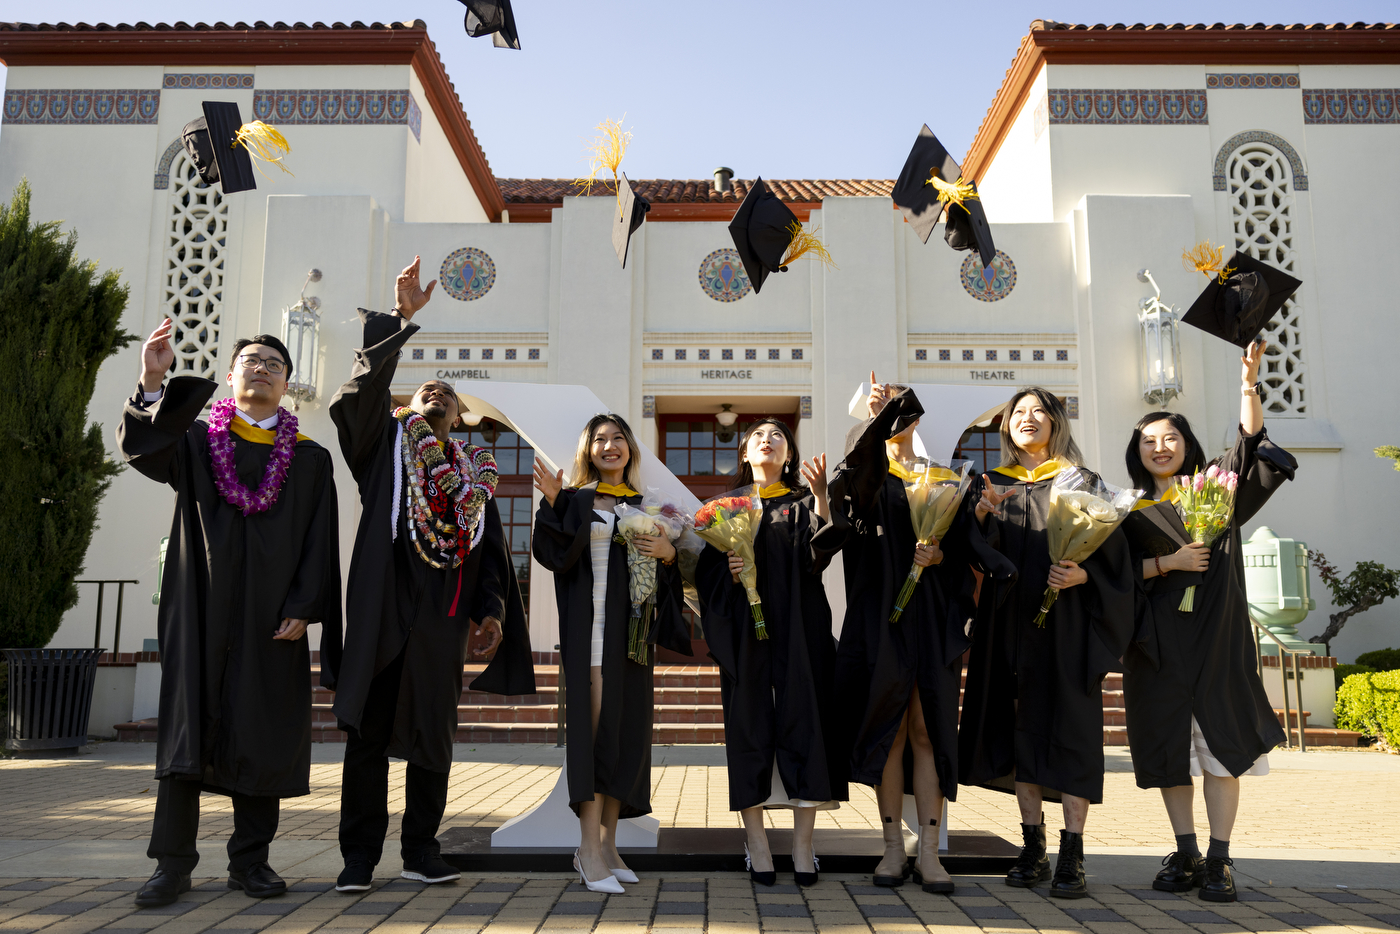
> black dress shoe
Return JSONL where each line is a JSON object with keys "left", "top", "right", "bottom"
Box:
{"left": 1153, "top": 850, "right": 1205, "bottom": 892}
{"left": 1005, "top": 820, "right": 1050, "bottom": 888}
{"left": 228, "top": 862, "right": 287, "bottom": 898}
{"left": 793, "top": 854, "right": 820, "bottom": 887}
{"left": 1048, "top": 830, "right": 1088, "bottom": 899}
{"left": 744, "top": 843, "right": 775, "bottom": 887}
{"left": 1198, "top": 856, "right": 1237, "bottom": 902}
{"left": 135, "top": 869, "right": 190, "bottom": 908}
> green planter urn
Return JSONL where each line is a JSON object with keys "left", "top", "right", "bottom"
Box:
{"left": 1242, "top": 526, "right": 1315, "bottom": 655}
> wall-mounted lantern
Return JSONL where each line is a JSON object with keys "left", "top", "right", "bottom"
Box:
{"left": 1135, "top": 268, "right": 1184, "bottom": 406}
{"left": 281, "top": 269, "right": 322, "bottom": 407}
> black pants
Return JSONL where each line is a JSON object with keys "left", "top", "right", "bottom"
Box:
{"left": 147, "top": 777, "right": 279, "bottom": 875}
{"left": 339, "top": 650, "right": 450, "bottom": 866}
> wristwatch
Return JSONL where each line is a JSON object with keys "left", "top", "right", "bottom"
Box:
{"left": 1241, "top": 381, "right": 1262, "bottom": 397}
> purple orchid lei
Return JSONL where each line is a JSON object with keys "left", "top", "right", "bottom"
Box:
{"left": 207, "top": 398, "right": 299, "bottom": 515}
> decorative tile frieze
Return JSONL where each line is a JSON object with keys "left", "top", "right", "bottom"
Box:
{"left": 3, "top": 89, "right": 159, "bottom": 125}
{"left": 1206, "top": 73, "right": 1299, "bottom": 90}
{"left": 1046, "top": 89, "right": 1207, "bottom": 125}
{"left": 1212, "top": 130, "right": 1308, "bottom": 191}
{"left": 163, "top": 73, "right": 254, "bottom": 90}
{"left": 252, "top": 89, "right": 422, "bottom": 141}
{"left": 1303, "top": 88, "right": 1400, "bottom": 124}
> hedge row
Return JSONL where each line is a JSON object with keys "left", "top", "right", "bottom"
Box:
{"left": 1335, "top": 669, "right": 1400, "bottom": 749}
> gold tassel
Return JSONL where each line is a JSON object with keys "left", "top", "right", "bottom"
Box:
{"left": 573, "top": 116, "right": 632, "bottom": 202}
{"left": 234, "top": 121, "right": 293, "bottom": 178}
{"left": 780, "top": 221, "right": 837, "bottom": 269}
{"left": 924, "top": 173, "right": 979, "bottom": 210}
{"left": 1181, "top": 240, "right": 1235, "bottom": 283}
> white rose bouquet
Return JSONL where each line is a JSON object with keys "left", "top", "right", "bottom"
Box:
{"left": 614, "top": 488, "right": 690, "bottom": 664}
{"left": 1033, "top": 470, "right": 1141, "bottom": 627}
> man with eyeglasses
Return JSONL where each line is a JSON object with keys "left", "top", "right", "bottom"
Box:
{"left": 118, "top": 325, "right": 343, "bottom": 908}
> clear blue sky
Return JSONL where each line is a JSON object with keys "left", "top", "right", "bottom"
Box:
{"left": 1, "top": 1, "right": 1395, "bottom": 180}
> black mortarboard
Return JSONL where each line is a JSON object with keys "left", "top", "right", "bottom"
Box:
{"left": 460, "top": 0, "right": 521, "bottom": 49}
{"left": 181, "top": 101, "right": 257, "bottom": 194}
{"left": 892, "top": 125, "right": 962, "bottom": 244}
{"left": 612, "top": 172, "right": 649, "bottom": 268}
{"left": 943, "top": 192, "right": 996, "bottom": 277}
{"left": 1181, "top": 251, "right": 1302, "bottom": 348}
{"left": 728, "top": 178, "right": 797, "bottom": 295}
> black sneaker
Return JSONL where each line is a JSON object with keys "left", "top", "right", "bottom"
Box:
{"left": 401, "top": 854, "right": 461, "bottom": 885}
{"left": 335, "top": 861, "right": 373, "bottom": 893}
{"left": 1153, "top": 850, "right": 1205, "bottom": 892}
{"left": 1199, "top": 856, "right": 1237, "bottom": 903}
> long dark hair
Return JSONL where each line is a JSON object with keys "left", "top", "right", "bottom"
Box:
{"left": 1125, "top": 411, "right": 1206, "bottom": 493}
{"left": 997, "top": 387, "right": 1083, "bottom": 467}
{"left": 736, "top": 417, "right": 806, "bottom": 490}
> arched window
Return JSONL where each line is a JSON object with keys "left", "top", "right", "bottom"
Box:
{"left": 162, "top": 147, "right": 227, "bottom": 380}
{"left": 1226, "top": 138, "right": 1306, "bottom": 416}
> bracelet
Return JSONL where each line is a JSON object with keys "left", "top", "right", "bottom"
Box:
{"left": 1155, "top": 555, "right": 1166, "bottom": 577}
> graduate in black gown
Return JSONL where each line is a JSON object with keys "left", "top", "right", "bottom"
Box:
{"left": 329, "top": 257, "right": 533, "bottom": 892}
{"left": 531, "top": 415, "right": 691, "bottom": 893}
{"left": 696, "top": 418, "right": 845, "bottom": 886}
{"left": 959, "top": 387, "right": 1136, "bottom": 899}
{"left": 118, "top": 323, "right": 341, "bottom": 907}
{"left": 1121, "top": 340, "right": 1290, "bottom": 903}
{"left": 824, "top": 375, "right": 974, "bottom": 894}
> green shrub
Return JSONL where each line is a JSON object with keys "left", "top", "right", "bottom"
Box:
{"left": 1355, "top": 648, "right": 1400, "bottom": 671}
{"left": 1335, "top": 663, "right": 1377, "bottom": 689}
{"left": 1335, "top": 670, "right": 1400, "bottom": 748}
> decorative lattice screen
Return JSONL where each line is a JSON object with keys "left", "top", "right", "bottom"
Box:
{"left": 1227, "top": 140, "right": 1306, "bottom": 416}
{"left": 162, "top": 149, "right": 227, "bottom": 380}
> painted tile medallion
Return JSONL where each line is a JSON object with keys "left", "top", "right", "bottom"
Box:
{"left": 440, "top": 248, "right": 496, "bottom": 302}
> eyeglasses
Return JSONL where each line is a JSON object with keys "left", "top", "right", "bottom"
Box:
{"left": 236, "top": 353, "right": 286, "bottom": 375}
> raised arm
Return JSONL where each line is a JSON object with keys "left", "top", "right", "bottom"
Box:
{"left": 1240, "top": 338, "right": 1264, "bottom": 436}
{"left": 116, "top": 321, "right": 218, "bottom": 485}
{"left": 328, "top": 257, "right": 434, "bottom": 480}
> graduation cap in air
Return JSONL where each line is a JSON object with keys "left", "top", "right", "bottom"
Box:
{"left": 1181, "top": 250, "right": 1302, "bottom": 348}
{"left": 459, "top": 0, "right": 521, "bottom": 49}
{"left": 181, "top": 101, "right": 290, "bottom": 194}
{"left": 891, "top": 124, "right": 997, "bottom": 278}
{"left": 612, "top": 173, "right": 649, "bottom": 268}
{"left": 728, "top": 178, "right": 834, "bottom": 295}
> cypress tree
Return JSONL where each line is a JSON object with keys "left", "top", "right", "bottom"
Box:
{"left": 0, "top": 180, "right": 136, "bottom": 653}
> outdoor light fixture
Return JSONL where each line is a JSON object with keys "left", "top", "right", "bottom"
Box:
{"left": 715, "top": 403, "right": 738, "bottom": 443}
{"left": 282, "top": 269, "right": 322, "bottom": 408}
{"left": 1136, "top": 268, "right": 1184, "bottom": 406}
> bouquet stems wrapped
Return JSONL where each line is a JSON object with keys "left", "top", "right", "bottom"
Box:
{"left": 1033, "top": 469, "right": 1142, "bottom": 627}
{"left": 693, "top": 484, "right": 767, "bottom": 639}
{"left": 614, "top": 488, "right": 690, "bottom": 664}
{"left": 889, "top": 460, "right": 973, "bottom": 623}
{"left": 1174, "top": 465, "right": 1238, "bottom": 611}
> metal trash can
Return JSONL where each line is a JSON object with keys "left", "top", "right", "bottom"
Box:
{"left": 2, "top": 648, "right": 104, "bottom": 751}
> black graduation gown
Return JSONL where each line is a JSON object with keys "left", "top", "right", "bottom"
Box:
{"left": 531, "top": 484, "right": 692, "bottom": 818}
{"left": 957, "top": 465, "right": 1136, "bottom": 804}
{"left": 1122, "top": 426, "right": 1293, "bottom": 787}
{"left": 117, "top": 376, "right": 342, "bottom": 797}
{"left": 329, "top": 309, "right": 534, "bottom": 774}
{"left": 820, "top": 391, "right": 975, "bottom": 800}
{"left": 697, "top": 489, "right": 848, "bottom": 811}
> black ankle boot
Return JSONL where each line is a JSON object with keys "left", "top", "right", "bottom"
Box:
{"left": 1005, "top": 820, "right": 1050, "bottom": 888}
{"left": 1048, "top": 830, "right": 1088, "bottom": 899}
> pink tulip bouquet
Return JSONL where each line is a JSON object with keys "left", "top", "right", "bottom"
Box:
{"left": 1174, "top": 465, "right": 1239, "bottom": 611}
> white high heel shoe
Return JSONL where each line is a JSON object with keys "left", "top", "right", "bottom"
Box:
{"left": 610, "top": 867, "right": 639, "bottom": 884}
{"left": 574, "top": 849, "right": 625, "bottom": 894}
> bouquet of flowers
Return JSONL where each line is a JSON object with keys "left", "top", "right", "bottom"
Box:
{"left": 614, "top": 488, "right": 691, "bottom": 664}
{"left": 1174, "top": 465, "right": 1238, "bottom": 611}
{"left": 889, "top": 460, "right": 973, "bottom": 623}
{"left": 693, "top": 484, "right": 767, "bottom": 639}
{"left": 1033, "top": 469, "right": 1141, "bottom": 627}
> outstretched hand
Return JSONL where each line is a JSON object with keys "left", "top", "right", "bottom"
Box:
{"left": 975, "top": 474, "right": 1010, "bottom": 524}
{"left": 1241, "top": 337, "right": 1265, "bottom": 386}
{"left": 469, "top": 617, "right": 503, "bottom": 660}
{"left": 140, "top": 318, "right": 175, "bottom": 393}
{"left": 866, "top": 370, "right": 891, "bottom": 419}
{"left": 532, "top": 458, "right": 564, "bottom": 508}
{"left": 800, "top": 453, "right": 828, "bottom": 500}
{"left": 394, "top": 255, "right": 437, "bottom": 319}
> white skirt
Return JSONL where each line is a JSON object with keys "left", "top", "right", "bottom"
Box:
{"left": 1189, "top": 716, "right": 1269, "bottom": 778}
